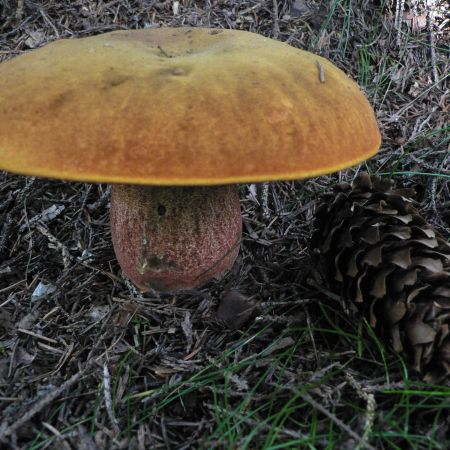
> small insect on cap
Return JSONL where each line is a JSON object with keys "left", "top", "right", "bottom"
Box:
{"left": 0, "top": 28, "right": 381, "bottom": 185}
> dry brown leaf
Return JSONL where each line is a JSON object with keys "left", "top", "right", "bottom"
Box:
{"left": 215, "top": 290, "right": 258, "bottom": 330}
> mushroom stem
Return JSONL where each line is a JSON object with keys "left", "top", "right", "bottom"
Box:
{"left": 110, "top": 184, "right": 242, "bottom": 291}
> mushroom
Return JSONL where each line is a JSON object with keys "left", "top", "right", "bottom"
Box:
{"left": 0, "top": 27, "right": 381, "bottom": 291}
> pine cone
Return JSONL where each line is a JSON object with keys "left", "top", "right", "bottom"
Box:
{"left": 311, "top": 172, "right": 450, "bottom": 383}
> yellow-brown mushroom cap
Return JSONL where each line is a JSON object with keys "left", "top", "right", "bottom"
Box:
{"left": 0, "top": 27, "right": 381, "bottom": 185}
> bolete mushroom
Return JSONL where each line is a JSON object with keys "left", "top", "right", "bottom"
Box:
{"left": 0, "top": 27, "right": 381, "bottom": 291}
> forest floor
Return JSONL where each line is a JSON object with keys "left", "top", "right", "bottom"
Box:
{"left": 0, "top": 1, "right": 449, "bottom": 449}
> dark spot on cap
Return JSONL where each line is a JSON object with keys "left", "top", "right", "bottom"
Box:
{"left": 109, "top": 75, "right": 129, "bottom": 87}
{"left": 48, "top": 91, "right": 72, "bottom": 110}
{"left": 159, "top": 67, "right": 191, "bottom": 77}
{"left": 101, "top": 70, "right": 130, "bottom": 89}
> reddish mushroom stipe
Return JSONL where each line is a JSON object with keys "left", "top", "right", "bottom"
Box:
{"left": 110, "top": 185, "right": 242, "bottom": 291}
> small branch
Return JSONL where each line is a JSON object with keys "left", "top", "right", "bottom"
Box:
{"left": 272, "top": 0, "right": 280, "bottom": 39}
{"left": 257, "top": 183, "right": 270, "bottom": 220}
{"left": 300, "top": 392, "right": 377, "bottom": 450}
{"left": 158, "top": 45, "right": 171, "bottom": 58}
{"left": 426, "top": 1, "right": 439, "bottom": 83}
{"left": 395, "top": 0, "right": 406, "bottom": 48}
{"left": 316, "top": 60, "right": 325, "bottom": 83}
{"left": 35, "top": 224, "right": 72, "bottom": 270}
{"left": 0, "top": 359, "right": 98, "bottom": 441}
{"left": 0, "top": 177, "right": 35, "bottom": 256}
{"left": 15, "top": 0, "right": 24, "bottom": 20}
{"left": 345, "top": 372, "right": 376, "bottom": 447}
{"left": 103, "top": 363, "right": 120, "bottom": 434}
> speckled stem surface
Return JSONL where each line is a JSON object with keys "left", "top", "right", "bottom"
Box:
{"left": 110, "top": 184, "right": 242, "bottom": 291}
